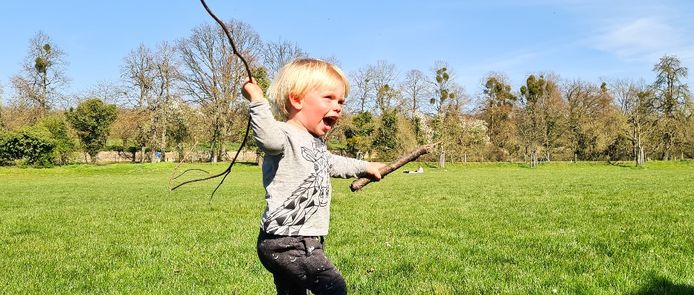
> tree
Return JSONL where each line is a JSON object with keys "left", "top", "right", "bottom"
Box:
{"left": 341, "top": 60, "right": 400, "bottom": 114}
{"left": 348, "top": 66, "right": 375, "bottom": 113}
{"left": 443, "top": 109, "right": 489, "bottom": 162}
{"left": 122, "top": 44, "right": 156, "bottom": 109}
{"left": 66, "top": 99, "right": 117, "bottom": 163}
{"left": 343, "top": 112, "right": 376, "bottom": 159}
{"left": 480, "top": 73, "right": 517, "bottom": 161}
{"left": 684, "top": 102, "right": 694, "bottom": 159}
{"left": 375, "top": 84, "right": 400, "bottom": 113}
{"left": 167, "top": 108, "right": 191, "bottom": 162}
{"left": 518, "top": 74, "right": 564, "bottom": 167}
{"left": 651, "top": 55, "right": 690, "bottom": 160}
{"left": 0, "top": 82, "right": 5, "bottom": 130}
{"left": 261, "top": 39, "right": 307, "bottom": 79}
{"left": 411, "top": 111, "right": 433, "bottom": 145}
{"left": 178, "top": 20, "right": 261, "bottom": 162}
{"left": 110, "top": 108, "right": 148, "bottom": 162}
{"left": 1, "top": 99, "right": 37, "bottom": 131}
{"left": 447, "top": 84, "right": 470, "bottom": 114}
{"left": 121, "top": 41, "right": 181, "bottom": 163}
{"left": 400, "top": 69, "right": 431, "bottom": 117}
{"left": 612, "top": 79, "right": 657, "bottom": 166}
{"left": 37, "top": 114, "right": 77, "bottom": 165}
{"left": 84, "top": 80, "right": 128, "bottom": 106}
{"left": 11, "top": 31, "right": 69, "bottom": 119}
{"left": 151, "top": 41, "right": 181, "bottom": 162}
{"left": 540, "top": 77, "right": 565, "bottom": 162}
{"left": 400, "top": 69, "right": 432, "bottom": 145}
{"left": 431, "top": 64, "right": 456, "bottom": 115}
{"left": 564, "top": 81, "right": 620, "bottom": 161}
{"left": 121, "top": 43, "right": 156, "bottom": 162}
{"left": 372, "top": 110, "right": 400, "bottom": 160}
{"left": 431, "top": 64, "right": 457, "bottom": 167}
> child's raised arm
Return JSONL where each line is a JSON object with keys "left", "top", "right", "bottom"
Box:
{"left": 244, "top": 79, "right": 285, "bottom": 155}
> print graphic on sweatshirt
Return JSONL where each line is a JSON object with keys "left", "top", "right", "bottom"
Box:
{"left": 263, "top": 139, "right": 330, "bottom": 235}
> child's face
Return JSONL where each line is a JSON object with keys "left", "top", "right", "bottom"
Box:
{"left": 289, "top": 82, "right": 346, "bottom": 137}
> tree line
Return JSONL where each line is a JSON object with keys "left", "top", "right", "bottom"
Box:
{"left": 1, "top": 20, "right": 692, "bottom": 167}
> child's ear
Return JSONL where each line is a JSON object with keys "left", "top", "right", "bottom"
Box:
{"left": 288, "top": 92, "right": 303, "bottom": 111}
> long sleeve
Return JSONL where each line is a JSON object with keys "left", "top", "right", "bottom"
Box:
{"left": 249, "top": 101, "right": 286, "bottom": 155}
{"left": 328, "top": 153, "right": 368, "bottom": 178}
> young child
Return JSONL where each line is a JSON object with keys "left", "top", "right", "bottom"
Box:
{"left": 242, "top": 58, "right": 383, "bottom": 294}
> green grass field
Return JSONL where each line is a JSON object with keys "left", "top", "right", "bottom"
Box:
{"left": 1, "top": 161, "right": 693, "bottom": 294}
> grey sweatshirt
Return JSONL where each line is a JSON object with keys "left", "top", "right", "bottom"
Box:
{"left": 250, "top": 101, "right": 368, "bottom": 236}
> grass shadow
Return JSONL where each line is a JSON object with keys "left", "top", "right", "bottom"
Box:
{"left": 632, "top": 275, "right": 694, "bottom": 295}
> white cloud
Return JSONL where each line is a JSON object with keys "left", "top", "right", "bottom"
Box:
{"left": 592, "top": 17, "right": 681, "bottom": 62}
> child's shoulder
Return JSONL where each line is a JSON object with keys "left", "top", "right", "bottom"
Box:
{"left": 279, "top": 122, "right": 314, "bottom": 138}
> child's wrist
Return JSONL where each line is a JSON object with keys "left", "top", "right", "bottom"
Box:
{"left": 250, "top": 96, "right": 267, "bottom": 103}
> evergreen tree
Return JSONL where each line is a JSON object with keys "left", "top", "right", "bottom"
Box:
{"left": 66, "top": 99, "right": 118, "bottom": 163}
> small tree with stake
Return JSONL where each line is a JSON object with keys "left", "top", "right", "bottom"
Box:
{"left": 66, "top": 98, "right": 117, "bottom": 163}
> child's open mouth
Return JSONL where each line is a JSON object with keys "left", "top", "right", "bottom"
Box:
{"left": 322, "top": 116, "right": 338, "bottom": 128}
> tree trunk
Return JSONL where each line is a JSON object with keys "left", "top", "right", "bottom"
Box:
{"left": 149, "top": 120, "right": 157, "bottom": 163}
{"left": 663, "top": 132, "right": 671, "bottom": 160}
{"left": 160, "top": 79, "right": 170, "bottom": 163}
{"left": 160, "top": 133, "right": 167, "bottom": 162}
{"left": 211, "top": 150, "right": 218, "bottom": 163}
{"left": 438, "top": 146, "right": 446, "bottom": 168}
{"left": 40, "top": 72, "right": 48, "bottom": 118}
{"left": 177, "top": 146, "right": 185, "bottom": 162}
{"left": 637, "top": 145, "right": 645, "bottom": 166}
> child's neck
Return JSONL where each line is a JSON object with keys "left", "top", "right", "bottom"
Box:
{"left": 287, "top": 117, "right": 322, "bottom": 138}
{"left": 286, "top": 117, "right": 306, "bottom": 131}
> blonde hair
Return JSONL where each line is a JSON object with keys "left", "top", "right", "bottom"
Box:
{"left": 267, "top": 58, "right": 349, "bottom": 120}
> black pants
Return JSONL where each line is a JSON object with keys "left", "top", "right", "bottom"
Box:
{"left": 257, "top": 231, "right": 347, "bottom": 295}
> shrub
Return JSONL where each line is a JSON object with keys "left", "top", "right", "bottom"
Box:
{"left": 37, "top": 115, "right": 77, "bottom": 165}
{"left": 0, "top": 130, "right": 55, "bottom": 166}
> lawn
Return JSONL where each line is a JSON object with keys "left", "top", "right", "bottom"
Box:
{"left": 1, "top": 161, "right": 693, "bottom": 293}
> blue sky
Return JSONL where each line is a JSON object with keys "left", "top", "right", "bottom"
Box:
{"left": 1, "top": 0, "right": 693, "bottom": 103}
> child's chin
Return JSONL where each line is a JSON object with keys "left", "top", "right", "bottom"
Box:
{"left": 310, "top": 128, "right": 328, "bottom": 137}
{"left": 317, "top": 124, "right": 333, "bottom": 135}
